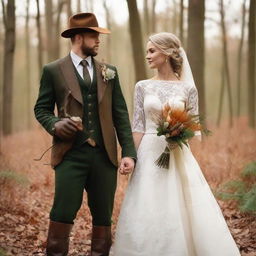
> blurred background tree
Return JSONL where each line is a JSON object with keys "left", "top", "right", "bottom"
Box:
{"left": 187, "top": 0, "right": 206, "bottom": 119}
{"left": 248, "top": 0, "right": 255, "bottom": 128}
{"left": 0, "top": 0, "right": 255, "bottom": 135}
{"left": 1, "top": 0, "right": 15, "bottom": 136}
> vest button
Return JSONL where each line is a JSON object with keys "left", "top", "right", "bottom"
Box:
{"left": 88, "top": 112, "right": 92, "bottom": 115}
{"left": 88, "top": 95, "right": 92, "bottom": 98}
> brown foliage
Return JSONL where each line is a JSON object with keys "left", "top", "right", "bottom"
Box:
{"left": 0, "top": 118, "right": 255, "bottom": 255}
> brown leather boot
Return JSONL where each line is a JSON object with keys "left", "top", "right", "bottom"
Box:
{"left": 46, "top": 220, "right": 73, "bottom": 256}
{"left": 91, "top": 226, "right": 112, "bottom": 256}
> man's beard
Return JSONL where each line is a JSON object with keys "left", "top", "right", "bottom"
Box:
{"left": 81, "top": 44, "right": 97, "bottom": 57}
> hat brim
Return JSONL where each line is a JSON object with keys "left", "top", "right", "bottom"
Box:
{"left": 61, "top": 27, "right": 110, "bottom": 38}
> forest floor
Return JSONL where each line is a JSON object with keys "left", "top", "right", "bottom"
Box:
{"left": 0, "top": 118, "right": 256, "bottom": 256}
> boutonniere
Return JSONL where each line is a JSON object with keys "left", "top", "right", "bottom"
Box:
{"left": 101, "top": 65, "right": 116, "bottom": 82}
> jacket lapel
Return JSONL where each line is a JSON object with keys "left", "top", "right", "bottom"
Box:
{"left": 59, "top": 54, "right": 83, "bottom": 105}
{"left": 94, "top": 59, "right": 107, "bottom": 104}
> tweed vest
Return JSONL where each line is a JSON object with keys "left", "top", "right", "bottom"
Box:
{"left": 73, "top": 63, "right": 104, "bottom": 147}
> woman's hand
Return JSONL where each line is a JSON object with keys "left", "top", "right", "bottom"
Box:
{"left": 118, "top": 157, "right": 135, "bottom": 175}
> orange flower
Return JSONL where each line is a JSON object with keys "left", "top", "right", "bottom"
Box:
{"left": 166, "top": 114, "right": 170, "bottom": 122}
{"left": 171, "top": 109, "right": 191, "bottom": 123}
{"left": 161, "top": 104, "right": 201, "bottom": 132}
{"left": 162, "top": 104, "right": 171, "bottom": 119}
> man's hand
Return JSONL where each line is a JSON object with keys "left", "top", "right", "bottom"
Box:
{"left": 54, "top": 118, "right": 82, "bottom": 141}
{"left": 118, "top": 157, "right": 135, "bottom": 175}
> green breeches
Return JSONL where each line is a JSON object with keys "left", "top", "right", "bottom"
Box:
{"left": 50, "top": 143, "right": 117, "bottom": 226}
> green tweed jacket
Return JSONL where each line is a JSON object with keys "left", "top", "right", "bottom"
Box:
{"left": 34, "top": 54, "right": 136, "bottom": 167}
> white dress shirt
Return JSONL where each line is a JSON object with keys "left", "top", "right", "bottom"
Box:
{"left": 70, "top": 50, "right": 93, "bottom": 81}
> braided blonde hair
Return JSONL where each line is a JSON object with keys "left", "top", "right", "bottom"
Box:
{"left": 149, "top": 32, "right": 183, "bottom": 77}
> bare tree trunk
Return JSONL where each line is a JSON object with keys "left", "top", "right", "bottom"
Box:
{"left": 172, "top": 0, "right": 177, "bottom": 34}
{"left": 248, "top": 0, "right": 256, "bottom": 127}
{"left": 236, "top": 0, "right": 246, "bottom": 117}
{"left": 179, "top": 0, "right": 184, "bottom": 44}
{"left": 151, "top": 0, "right": 157, "bottom": 33}
{"left": 220, "top": 0, "right": 233, "bottom": 127}
{"left": 53, "top": 0, "right": 66, "bottom": 60}
{"left": 45, "top": 0, "right": 66, "bottom": 61}
{"left": 65, "top": 0, "right": 72, "bottom": 51}
{"left": 25, "top": 0, "right": 31, "bottom": 128}
{"left": 66, "top": 0, "right": 72, "bottom": 18}
{"left": 126, "top": 0, "right": 147, "bottom": 81}
{"left": 164, "top": 0, "right": 170, "bottom": 32}
{"left": 144, "top": 0, "right": 150, "bottom": 35}
{"left": 103, "top": 0, "right": 111, "bottom": 62}
{"left": 2, "top": 0, "right": 16, "bottom": 135}
{"left": 217, "top": 60, "right": 225, "bottom": 126}
{"left": 45, "top": 0, "right": 54, "bottom": 62}
{"left": 187, "top": 0, "right": 206, "bottom": 119}
{"left": 0, "top": 12, "right": 3, "bottom": 143}
{"left": 36, "top": 0, "right": 43, "bottom": 75}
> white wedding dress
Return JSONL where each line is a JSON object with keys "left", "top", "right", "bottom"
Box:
{"left": 111, "top": 80, "right": 240, "bottom": 256}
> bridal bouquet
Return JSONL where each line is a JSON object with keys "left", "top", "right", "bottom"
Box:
{"left": 155, "top": 103, "right": 207, "bottom": 169}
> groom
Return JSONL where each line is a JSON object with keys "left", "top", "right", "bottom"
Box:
{"left": 34, "top": 13, "right": 136, "bottom": 256}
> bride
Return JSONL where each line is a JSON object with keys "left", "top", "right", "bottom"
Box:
{"left": 111, "top": 33, "right": 240, "bottom": 256}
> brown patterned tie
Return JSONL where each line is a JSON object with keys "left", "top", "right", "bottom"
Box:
{"left": 80, "top": 59, "right": 91, "bottom": 85}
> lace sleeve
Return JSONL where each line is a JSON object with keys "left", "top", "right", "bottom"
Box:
{"left": 132, "top": 83, "right": 145, "bottom": 133}
{"left": 188, "top": 85, "right": 201, "bottom": 137}
{"left": 188, "top": 86, "right": 199, "bottom": 116}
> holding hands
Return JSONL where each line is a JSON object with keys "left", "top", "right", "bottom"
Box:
{"left": 118, "top": 157, "right": 135, "bottom": 175}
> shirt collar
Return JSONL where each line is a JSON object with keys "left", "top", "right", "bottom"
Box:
{"left": 70, "top": 50, "right": 92, "bottom": 68}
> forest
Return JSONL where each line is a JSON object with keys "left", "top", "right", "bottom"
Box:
{"left": 0, "top": 0, "right": 255, "bottom": 255}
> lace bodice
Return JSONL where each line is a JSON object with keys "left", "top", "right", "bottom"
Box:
{"left": 132, "top": 79, "right": 199, "bottom": 133}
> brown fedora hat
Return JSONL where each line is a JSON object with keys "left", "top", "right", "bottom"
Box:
{"left": 61, "top": 13, "right": 110, "bottom": 38}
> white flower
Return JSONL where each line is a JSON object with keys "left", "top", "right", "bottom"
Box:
{"left": 101, "top": 65, "right": 116, "bottom": 82}
{"left": 163, "top": 122, "right": 169, "bottom": 129}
